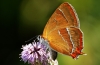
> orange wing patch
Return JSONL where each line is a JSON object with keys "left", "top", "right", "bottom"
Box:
{"left": 68, "top": 27, "right": 84, "bottom": 58}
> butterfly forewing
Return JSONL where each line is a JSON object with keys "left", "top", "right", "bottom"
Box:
{"left": 43, "top": 2, "right": 79, "bottom": 38}
{"left": 42, "top": 2, "right": 84, "bottom": 59}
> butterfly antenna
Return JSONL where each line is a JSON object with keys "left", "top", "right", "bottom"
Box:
{"left": 25, "top": 35, "right": 39, "bottom": 43}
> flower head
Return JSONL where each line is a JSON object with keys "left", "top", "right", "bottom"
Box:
{"left": 20, "top": 38, "right": 58, "bottom": 65}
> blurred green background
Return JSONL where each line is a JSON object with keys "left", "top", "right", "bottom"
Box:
{"left": 0, "top": 0, "right": 100, "bottom": 65}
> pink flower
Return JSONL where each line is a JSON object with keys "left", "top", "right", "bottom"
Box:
{"left": 20, "top": 39, "right": 58, "bottom": 65}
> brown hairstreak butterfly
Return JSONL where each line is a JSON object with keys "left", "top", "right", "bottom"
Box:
{"left": 36, "top": 2, "right": 86, "bottom": 60}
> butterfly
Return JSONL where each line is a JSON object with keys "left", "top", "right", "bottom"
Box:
{"left": 37, "top": 2, "right": 85, "bottom": 60}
